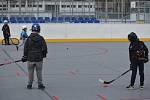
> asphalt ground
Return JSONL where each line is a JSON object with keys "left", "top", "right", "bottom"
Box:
{"left": 0, "top": 42, "right": 150, "bottom": 100}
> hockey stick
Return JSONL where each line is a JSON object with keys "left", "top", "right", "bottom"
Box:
{"left": 0, "top": 60, "right": 22, "bottom": 66}
{"left": 99, "top": 69, "right": 131, "bottom": 84}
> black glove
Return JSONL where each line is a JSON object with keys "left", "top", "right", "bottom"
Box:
{"left": 130, "top": 64, "right": 133, "bottom": 70}
{"left": 144, "top": 57, "right": 149, "bottom": 63}
{"left": 42, "top": 51, "right": 47, "bottom": 58}
{"left": 43, "top": 53, "right": 46, "bottom": 58}
{"left": 22, "top": 56, "right": 27, "bottom": 62}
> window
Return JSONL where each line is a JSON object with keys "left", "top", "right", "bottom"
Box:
{"left": 10, "top": 5, "right": 15, "bottom": 7}
{"left": 21, "top": 5, "right": 25, "bottom": 7}
{"left": 62, "top": 5, "right": 66, "bottom": 8}
{"left": 78, "top": 5, "right": 82, "bottom": 8}
{"left": 67, "top": 5, "right": 70, "bottom": 8}
{"left": 39, "top": 5, "right": 42, "bottom": 8}
{"left": 71, "top": 5, "right": 76, "bottom": 8}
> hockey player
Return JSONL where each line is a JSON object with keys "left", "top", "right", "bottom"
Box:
{"left": 126, "top": 32, "right": 149, "bottom": 90}
{"left": 21, "top": 23, "right": 47, "bottom": 89}
{"left": 2, "top": 20, "right": 11, "bottom": 45}
{"left": 16, "top": 25, "right": 28, "bottom": 50}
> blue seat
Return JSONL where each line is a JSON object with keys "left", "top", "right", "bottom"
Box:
{"left": 45, "top": 17, "right": 51, "bottom": 23}
{"left": 0, "top": 17, "right": 2, "bottom": 23}
{"left": 78, "top": 17, "right": 83, "bottom": 21}
{"left": 3, "top": 17, "right": 9, "bottom": 22}
{"left": 51, "top": 17, "right": 57, "bottom": 23}
{"left": 84, "top": 17, "right": 90, "bottom": 22}
{"left": 80, "top": 17, "right": 88, "bottom": 23}
{"left": 16, "top": 17, "right": 24, "bottom": 23}
{"left": 69, "top": 17, "right": 76, "bottom": 23}
{"left": 91, "top": 17, "right": 96, "bottom": 21}
{"left": 31, "top": 17, "right": 38, "bottom": 23}
{"left": 71, "top": 17, "right": 76, "bottom": 20}
{"left": 74, "top": 19, "right": 80, "bottom": 23}
{"left": 64, "top": 17, "right": 70, "bottom": 22}
{"left": 24, "top": 17, "right": 31, "bottom": 23}
{"left": 58, "top": 17, "right": 64, "bottom": 23}
{"left": 38, "top": 17, "right": 45, "bottom": 23}
{"left": 87, "top": 19, "right": 94, "bottom": 23}
{"left": 10, "top": 17, "right": 17, "bottom": 23}
{"left": 94, "top": 20, "right": 100, "bottom": 23}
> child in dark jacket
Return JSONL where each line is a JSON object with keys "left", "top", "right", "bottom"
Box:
{"left": 22, "top": 23, "right": 47, "bottom": 89}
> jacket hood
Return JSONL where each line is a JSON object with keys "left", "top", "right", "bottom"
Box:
{"left": 29, "top": 33, "right": 41, "bottom": 42}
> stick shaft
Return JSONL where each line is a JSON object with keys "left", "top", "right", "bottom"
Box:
{"left": 104, "top": 69, "right": 131, "bottom": 84}
{"left": 0, "top": 60, "right": 22, "bottom": 66}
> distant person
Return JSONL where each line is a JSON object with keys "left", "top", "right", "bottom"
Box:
{"left": 126, "top": 32, "right": 149, "bottom": 90}
{"left": 21, "top": 23, "right": 47, "bottom": 89}
{"left": 2, "top": 20, "right": 11, "bottom": 45}
{"left": 16, "top": 25, "right": 28, "bottom": 50}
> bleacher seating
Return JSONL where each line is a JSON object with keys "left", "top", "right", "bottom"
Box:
{"left": 24, "top": 17, "right": 31, "bottom": 23}
{"left": 3, "top": 17, "right": 9, "bottom": 22}
{"left": 0, "top": 16, "right": 100, "bottom": 23}
{"left": 38, "top": 17, "right": 45, "bottom": 23}
{"left": 44, "top": 17, "right": 51, "bottom": 23}
{"left": 31, "top": 17, "right": 38, "bottom": 23}
{"left": 10, "top": 17, "right": 17, "bottom": 23}
{"left": 16, "top": 17, "right": 24, "bottom": 23}
{"left": 64, "top": 17, "right": 71, "bottom": 22}
{"left": 0, "top": 17, "right": 2, "bottom": 23}
{"left": 51, "top": 17, "right": 57, "bottom": 23}
{"left": 58, "top": 17, "right": 64, "bottom": 23}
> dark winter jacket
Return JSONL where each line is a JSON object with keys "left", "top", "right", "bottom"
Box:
{"left": 2, "top": 24, "right": 10, "bottom": 37}
{"left": 24, "top": 33, "right": 47, "bottom": 62}
{"left": 129, "top": 40, "right": 148, "bottom": 63}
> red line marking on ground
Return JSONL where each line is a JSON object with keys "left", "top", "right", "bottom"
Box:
{"left": 69, "top": 70, "right": 76, "bottom": 75}
{"left": 53, "top": 96, "right": 58, "bottom": 100}
{"left": 96, "top": 93, "right": 107, "bottom": 100}
{"left": 16, "top": 71, "right": 21, "bottom": 76}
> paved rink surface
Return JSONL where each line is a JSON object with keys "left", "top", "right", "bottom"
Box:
{"left": 0, "top": 42, "right": 150, "bottom": 100}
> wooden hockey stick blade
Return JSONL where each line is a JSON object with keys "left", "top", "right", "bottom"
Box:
{"left": 103, "top": 69, "right": 131, "bottom": 84}
{"left": 98, "top": 78, "right": 105, "bottom": 84}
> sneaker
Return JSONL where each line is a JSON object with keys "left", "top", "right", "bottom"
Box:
{"left": 38, "top": 84, "right": 45, "bottom": 89}
{"left": 27, "top": 84, "right": 32, "bottom": 89}
{"left": 140, "top": 86, "right": 144, "bottom": 90}
{"left": 126, "top": 85, "right": 134, "bottom": 90}
{"left": 16, "top": 46, "right": 18, "bottom": 51}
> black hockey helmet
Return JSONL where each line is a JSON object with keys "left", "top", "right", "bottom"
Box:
{"left": 128, "top": 32, "right": 138, "bottom": 42}
{"left": 31, "top": 23, "right": 40, "bottom": 33}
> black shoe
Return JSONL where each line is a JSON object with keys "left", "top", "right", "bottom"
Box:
{"left": 126, "top": 85, "right": 134, "bottom": 90}
{"left": 38, "top": 84, "right": 45, "bottom": 89}
{"left": 27, "top": 84, "right": 32, "bottom": 89}
{"left": 16, "top": 46, "right": 18, "bottom": 51}
{"left": 140, "top": 85, "right": 144, "bottom": 90}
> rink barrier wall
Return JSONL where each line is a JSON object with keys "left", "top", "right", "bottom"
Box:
{"left": 0, "top": 23, "right": 150, "bottom": 42}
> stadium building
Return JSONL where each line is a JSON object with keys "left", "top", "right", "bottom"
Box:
{"left": 0, "top": 0, "right": 150, "bottom": 23}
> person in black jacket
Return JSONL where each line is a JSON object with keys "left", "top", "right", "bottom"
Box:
{"left": 22, "top": 23, "right": 47, "bottom": 89}
{"left": 2, "top": 20, "right": 11, "bottom": 45}
{"left": 126, "top": 32, "right": 149, "bottom": 90}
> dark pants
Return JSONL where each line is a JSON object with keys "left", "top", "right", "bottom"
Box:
{"left": 3, "top": 34, "right": 10, "bottom": 45}
{"left": 130, "top": 61, "right": 144, "bottom": 86}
